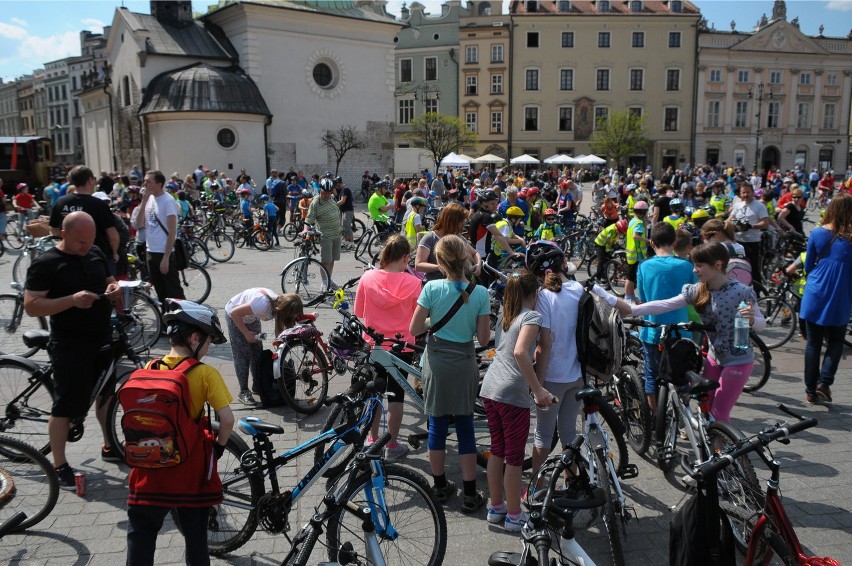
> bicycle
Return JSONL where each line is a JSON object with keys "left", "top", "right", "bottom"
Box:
{"left": 354, "top": 215, "right": 398, "bottom": 262}
{"left": 0, "top": 434, "right": 59, "bottom": 532}
{"left": 189, "top": 207, "right": 236, "bottom": 262}
{"left": 3, "top": 215, "right": 26, "bottom": 251}
{"left": 11, "top": 234, "right": 57, "bottom": 285}
{"left": 280, "top": 227, "right": 331, "bottom": 302}
{"left": 688, "top": 404, "right": 840, "bottom": 566}
{"left": 0, "top": 282, "right": 48, "bottom": 358}
{"left": 233, "top": 210, "right": 274, "bottom": 251}
{"left": 199, "top": 385, "right": 447, "bottom": 564}
{"left": 126, "top": 250, "right": 212, "bottom": 305}
{"left": 0, "top": 286, "right": 147, "bottom": 457}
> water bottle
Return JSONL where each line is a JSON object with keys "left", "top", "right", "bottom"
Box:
{"left": 733, "top": 301, "right": 750, "bottom": 350}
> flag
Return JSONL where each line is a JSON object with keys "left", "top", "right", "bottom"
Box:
{"left": 10, "top": 137, "right": 17, "bottom": 170}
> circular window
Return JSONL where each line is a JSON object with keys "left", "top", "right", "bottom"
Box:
{"left": 216, "top": 128, "right": 236, "bottom": 149}
{"left": 313, "top": 63, "right": 333, "bottom": 88}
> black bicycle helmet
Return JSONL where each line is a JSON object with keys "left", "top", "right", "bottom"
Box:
{"left": 301, "top": 189, "right": 313, "bottom": 198}
{"left": 328, "top": 320, "right": 366, "bottom": 358}
{"left": 525, "top": 240, "right": 565, "bottom": 276}
{"left": 669, "top": 198, "right": 684, "bottom": 213}
{"left": 333, "top": 176, "right": 343, "bottom": 185}
{"left": 476, "top": 189, "right": 499, "bottom": 202}
{"left": 163, "top": 299, "right": 227, "bottom": 344}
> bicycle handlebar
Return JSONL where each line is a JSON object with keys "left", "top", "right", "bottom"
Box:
{"left": 622, "top": 318, "right": 716, "bottom": 333}
{"left": 338, "top": 308, "right": 425, "bottom": 353}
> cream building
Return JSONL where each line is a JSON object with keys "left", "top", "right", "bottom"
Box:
{"left": 695, "top": 2, "right": 852, "bottom": 173}
{"left": 509, "top": 0, "right": 700, "bottom": 170}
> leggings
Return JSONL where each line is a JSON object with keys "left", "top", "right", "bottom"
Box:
{"left": 483, "top": 399, "right": 530, "bottom": 467}
{"left": 534, "top": 380, "right": 583, "bottom": 449}
{"left": 226, "top": 314, "right": 262, "bottom": 392}
{"left": 427, "top": 414, "right": 476, "bottom": 454}
{"left": 702, "top": 356, "right": 753, "bottom": 423}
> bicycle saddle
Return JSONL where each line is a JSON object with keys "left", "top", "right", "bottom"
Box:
{"left": 488, "top": 552, "right": 535, "bottom": 566}
{"left": 238, "top": 417, "right": 284, "bottom": 437}
{"left": 685, "top": 370, "right": 720, "bottom": 395}
{"left": 22, "top": 330, "right": 50, "bottom": 350}
{"left": 575, "top": 386, "right": 603, "bottom": 402}
{"left": 296, "top": 312, "right": 317, "bottom": 323}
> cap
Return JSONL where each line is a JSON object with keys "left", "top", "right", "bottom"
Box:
{"left": 16, "top": 182, "right": 27, "bottom": 190}
{"left": 473, "top": 179, "right": 482, "bottom": 186}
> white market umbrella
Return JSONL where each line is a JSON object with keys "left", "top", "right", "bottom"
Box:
{"left": 543, "top": 154, "right": 574, "bottom": 165}
{"left": 473, "top": 153, "right": 505, "bottom": 164}
{"left": 578, "top": 154, "right": 606, "bottom": 165}
{"left": 440, "top": 152, "right": 472, "bottom": 167}
{"left": 509, "top": 154, "right": 540, "bottom": 165}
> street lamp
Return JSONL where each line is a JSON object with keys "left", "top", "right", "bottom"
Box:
{"left": 747, "top": 82, "right": 773, "bottom": 172}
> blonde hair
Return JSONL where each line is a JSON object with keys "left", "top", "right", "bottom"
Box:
{"left": 501, "top": 269, "right": 539, "bottom": 332}
{"left": 435, "top": 234, "right": 471, "bottom": 303}
{"left": 701, "top": 219, "right": 736, "bottom": 242}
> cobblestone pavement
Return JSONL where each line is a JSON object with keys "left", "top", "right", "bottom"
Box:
{"left": 1, "top": 200, "right": 850, "bottom": 566}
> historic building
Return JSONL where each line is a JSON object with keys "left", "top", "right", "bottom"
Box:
{"left": 508, "top": 0, "right": 700, "bottom": 170}
{"left": 694, "top": 1, "right": 852, "bottom": 173}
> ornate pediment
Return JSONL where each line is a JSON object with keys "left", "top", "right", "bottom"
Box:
{"left": 730, "top": 20, "right": 829, "bottom": 55}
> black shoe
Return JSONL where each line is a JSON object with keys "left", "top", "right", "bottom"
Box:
{"left": 101, "top": 445, "right": 122, "bottom": 462}
{"left": 816, "top": 384, "right": 832, "bottom": 403}
{"left": 55, "top": 463, "right": 76, "bottom": 491}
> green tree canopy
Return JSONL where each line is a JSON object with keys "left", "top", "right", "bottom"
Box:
{"left": 590, "top": 110, "right": 649, "bottom": 168}
{"left": 404, "top": 113, "right": 478, "bottom": 172}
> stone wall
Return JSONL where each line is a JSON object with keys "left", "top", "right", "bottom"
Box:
{"left": 113, "top": 74, "right": 143, "bottom": 174}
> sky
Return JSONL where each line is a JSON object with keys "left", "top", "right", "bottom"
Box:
{"left": 0, "top": 0, "right": 850, "bottom": 83}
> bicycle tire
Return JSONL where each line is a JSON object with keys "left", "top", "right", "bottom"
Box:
{"left": 280, "top": 258, "right": 330, "bottom": 302}
{"left": 367, "top": 230, "right": 394, "bottom": 259}
{"left": 350, "top": 217, "right": 366, "bottom": 242}
{"left": 653, "top": 386, "right": 679, "bottom": 473}
{"left": 124, "top": 290, "right": 163, "bottom": 353}
{"left": 12, "top": 250, "right": 34, "bottom": 285}
{"left": 616, "top": 365, "right": 652, "bottom": 456}
{"left": 743, "top": 333, "right": 772, "bottom": 393}
{"left": 326, "top": 463, "right": 447, "bottom": 566}
{"left": 0, "top": 434, "right": 59, "bottom": 531}
{"left": 593, "top": 448, "right": 626, "bottom": 566}
{"left": 179, "top": 262, "right": 212, "bottom": 304}
{"left": 277, "top": 339, "right": 329, "bottom": 415}
{"left": 0, "top": 359, "right": 54, "bottom": 455}
{"left": 705, "top": 421, "right": 763, "bottom": 522}
{"left": 719, "top": 502, "right": 792, "bottom": 563}
{"left": 313, "top": 402, "right": 370, "bottom": 479}
{"left": 188, "top": 238, "right": 209, "bottom": 267}
{"left": 754, "top": 296, "right": 796, "bottom": 350}
{"left": 251, "top": 228, "right": 274, "bottom": 251}
{"left": 577, "top": 399, "right": 630, "bottom": 477}
{"left": 604, "top": 258, "right": 628, "bottom": 298}
{"left": 203, "top": 231, "right": 235, "bottom": 262}
{"left": 282, "top": 222, "right": 301, "bottom": 243}
{"left": 5, "top": 219, "right": 25, "bottom": 250}
{"left": 0, "top": 294, "right": 48, "bottom": 358}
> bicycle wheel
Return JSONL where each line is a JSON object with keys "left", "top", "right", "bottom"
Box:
{"left": 593, "top": 448, "right": 626, "bottom": 566}
{"left": 4, "top": 219, "right": 25, "bottom": 250}
{"left": 188, "top": 238, "right": 209, "bottom": 268}
{"left": 251, "top": 228, "right": 274, "bottom": 251}
{"left": 313, "top": 401, "right": 371, "bottom": 479}
{"left": 203, "top": 231, "right": 235, "bottom": 262}
{"left": 282, "top": 222, "right": 301, "bottom": 243}
{"left": 604, "top": 259, "right": 628, "bottom": 298}
{"left": 615, "top": 366, "right": 652, "bottom": 456}
{"left": 0, "top": 435, "right": 59, "bottom": 531}
{"left": 12, "top": 250, "right": 33, "bottom": 285}
{"left": 719, "top": 502, "right": 790, "bottom": 562}
{"left": 0, "top": 294, "right": 48, "bottom": 358}
{"left": 705, "top": 421, "right": 763, "bottom": 523}
{"left": 178, "top": 262, "right": 212, "bottom": 304}
{"left": 577, "top": 399, "right": 630, "bottom": 477}
{"left": 0, "top": 360, "right": 54, "bottom": 455}
{"left": 326, "top": 463, "right": 447, "bottom": 566}
{"left": 367, "top": 230, "right": 394, "bottom": 259}
{"left": 569, "top": 238, "right": 589, "bottom": 270}
{"left": 277, "top": 339, "right": 329, "bottom": 415}
{"left": 350, "top": 217, "right": 366, "bottom": 242}
{"left": 743, "top": 334, "right": 772, "bottom": 393}
{"left": 653, "top": 386, "right": 679, "bottom": 473}
{"left": 122, "top": 290, "right": 163, "bottom": 353}
{"left": 754, "top": 296, "right": 796, "bottom": 350}
{"left": 280, "top": 258, "right": 330, "bottom": 302}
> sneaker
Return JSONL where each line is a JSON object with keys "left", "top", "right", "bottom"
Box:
{"left": 238, "top": 390, "right": 257, "bottom": 405}
{"left": 328, "top": 280, "right": 340, "bottom": 291}
{"left": 384, "top": 442, "right": 410, "bottom": 461}
{"left": 487, "top": 502, "right": 508, "bottom": 524}
{"left": 431, "top": 480, "right": 457, "bottom": 503}
{"left": 806, "top": 393, "right": 817, "bottom": 405}
{"left": 816, "top": 384, "right": 832, "bottom": 403}
{"left": 55, "top": 463, "right": 76, "bottom": 491}
{"left": 365, "top": 436, "right": 377, "bottom": 447}
{"left": 101, "top": 445, "right": 122, "bottom": 462}
{"left": 504, "top": 511, "right": 528, "bottom": 532}
{"left": 461, "top": 490, "right": 486, "bottom": 514}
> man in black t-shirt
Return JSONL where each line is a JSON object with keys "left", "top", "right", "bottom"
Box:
{"left": 97, "top": 170, "right": 114, "bottom": 194}
{"left": 50, "top": 165, "right": 120, "bottom": 276}
{"left": 336, "top": 179, "right": 355, "bottom": 249}
{"left": 24, "top": 211, "right": 122, "bottom": 489}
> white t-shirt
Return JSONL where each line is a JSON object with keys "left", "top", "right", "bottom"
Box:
{"left": 225, "top": 288, "right": 276, "bottom": 324}
{"left": 144, "top": 192, "right": 179, "bottom": 253}
{"left": 535, "top": 280, "right": 584, "bottom": 383}
{"left": 730, "top": 199, "right": 768, "bottom": 244}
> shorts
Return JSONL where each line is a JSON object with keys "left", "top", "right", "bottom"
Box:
{"left": 341, "top": 210, "right": 354, "bottom": 239}
{"left": 49, "top": 340, "right": 114, "bottom": 418}
{"left": 372, "top": 350, "right": 413, "bottom": 403}
{"left": 626, "top": 261, "right": 639, "bottom": 283}
{"left": 320, "top": 237, "right": 341, "bottom": 263}
{"left": 483, "top": 398, "right": 530, "bottom": 467}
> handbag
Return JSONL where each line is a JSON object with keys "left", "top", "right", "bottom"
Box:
{"left": 418, "top": 281, "right": 477, "bottom": 339}
{"left": 153, "top": 214, "right": 190, "bottom": 271}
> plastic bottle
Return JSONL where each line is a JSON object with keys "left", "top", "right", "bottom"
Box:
{"left": 733, "top": 301, "right": 750, "bottom": 350}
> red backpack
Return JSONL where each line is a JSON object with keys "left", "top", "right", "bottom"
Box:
{"left": 118, "top": 357, "right": 203, "bottom": 469}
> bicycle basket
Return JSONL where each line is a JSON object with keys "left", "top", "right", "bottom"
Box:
{"left": 278, "top": 323, "right": 322, "bottom": 341}
{"left": 659, "top": 338, "right": 703, "bottom": 387}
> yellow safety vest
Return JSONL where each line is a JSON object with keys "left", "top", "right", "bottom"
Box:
{"left": 663, "top": 215, "right": 685, "bottom": 230}
{"left": 793, "top": 251, "right": 807, "bottom": 296}
{"left": 404, "top": 213, "right": 419, "bottom": 247}
{"left": 625, "top": 218, "right": 646, "bottom": 264}
{"left": 626, "top": 194, "right": 636, "bottom": 216}
{"left": 594, "top": 223, "right": 619, "bottom": 252}
{"left": 492, "top": 219, "right": 511, "bottom": 255}
{"left": 710, "top": 195, "right": 729, "bottom": 217}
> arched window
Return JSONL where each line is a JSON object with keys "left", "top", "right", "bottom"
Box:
{"left": 122, "top": 76, "right": 131, "bottom": 106}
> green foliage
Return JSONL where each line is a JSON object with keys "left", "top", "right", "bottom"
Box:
{"left": 590, "top": 110, "right": 649, "bottom": 167}
{"left": 404, "top": 113, "right": 478, "bottom": 172}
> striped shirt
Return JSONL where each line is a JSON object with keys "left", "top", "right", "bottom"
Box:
{"left": 305, "top": 196, "right": 342, "bottom": 238}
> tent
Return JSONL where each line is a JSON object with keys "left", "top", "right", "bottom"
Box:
{"left": 543, "top": 154, "right": 574, "bottom": 165}
{"left": 509, "top": 154, "right": 540, "bottom": 165}
{"left": 440, "top": 152, "right": 471, "bottom": 167}
{"left": 457, "top": 153, "right": 476, "bottom": 163}
{"left": 577, "top": 154, "right": 606, "bottom": 165}
{"left": 473, "top": 153, "right": 505, "bottom": 164}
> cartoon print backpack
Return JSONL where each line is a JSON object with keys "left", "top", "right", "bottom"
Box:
{"left": 118, "top": 357, "right": 203, "bottom": 469}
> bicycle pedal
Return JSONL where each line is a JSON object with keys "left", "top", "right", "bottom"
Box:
{"left": 619, "top": 464, "right": 639, "bottom": 480}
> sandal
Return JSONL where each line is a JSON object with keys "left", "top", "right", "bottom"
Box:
{"left": 461, "top": 490, "right": 486, "bottom": 514}
{"left": 431, "top": 480, "right": 456, "bottom": 503}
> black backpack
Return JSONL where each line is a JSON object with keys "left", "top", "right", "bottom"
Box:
{"left": 669, "top": 483, "right": 735, "bottom": 566}
{"left": 256, "top": 350, "right": 287, "bottom": 408}
{"left": 575, "top": 286, "right": 624, "bottom": 384}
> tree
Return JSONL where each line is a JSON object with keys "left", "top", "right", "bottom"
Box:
{"left": 590, "top": 110, "right": 649, "bottom": 168}
{"left": 320, "top": 125, "right": 366, "bottom": 175}
{"left": 404, "top": 113, "right": 478, "bottom": 172}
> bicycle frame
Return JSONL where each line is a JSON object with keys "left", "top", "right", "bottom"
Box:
{"left": 580, "top": 407, "right": 630, "bottom": 519}
{"left": 659, "top": 382, "right": 714, "bottom": 469}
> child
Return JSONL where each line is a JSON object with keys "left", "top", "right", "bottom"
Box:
{"left": 126, "top": 299, "right": 234, "bottom": 565}
{"left": 480, "top": 269, "right": 553, "bottom": 531}
{"left": 624, "top": 201, "right": 649, "bottom": 302}
{"left": 298, "top": 189, "right": 313, "bottom": 221}
{"left": 601, "top": 196, "right": 620, "bottom": 227}
{"left": 662, "top": 198, "right": 686, "bottom": 231}
{"left": 533, "top": 208, "right": 563, "bottom": 242}
{"left": 238, "top": 188, "right": 253, "bottom": 230}
{"left": 593, "top": 219, "right": 627, "bottom": 283}
{"left": 261, "top": 195, "right": 280, "bottom": 246}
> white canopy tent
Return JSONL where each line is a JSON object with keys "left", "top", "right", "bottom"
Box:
{"left": 457, "top": 153, "right": 476, "bottom": 163}
{"left": 576, "top": 154, "right": 607, "bottom": 165}
{"left": 543, "top": 154, "right": 574, "bottom": 165}
{"left": 440, "top": 152, "right": 472, "bottom": 167}
{"left": 473, "top": 153, "right": 506, "bottom": 164}
{"left": 509, "top": 154, "right": 540, "bottom": 165}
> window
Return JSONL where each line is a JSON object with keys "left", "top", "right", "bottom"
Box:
{"left": 398, "top": 99, "right": 414, "bottom": 124}
{"left": 666, "top": 69, "right": 680, "bottom": 91}
{"left": 527, "top": 32, "right": 539, "bottom": 48}
{"left": 559, "top": 69, "right": 574, "bottom": 91}
{"left": 424, "top": 57, "right": 437, "bottom": 81}
{"left": 72, "top": 76, "right": 77, "bottom": 91}
{"left": 767, "top": 101, "right": 780, "bottom": 128}
{"left": 598, "top": 32, "right": 611, "bottom": 48}
{"left": 668, "top": 31, "right": 681, "bottom": 48}
{"left": 527, "top": 0, "right": 539, "bottom": 11}
{"left": 596, "top": 69, "right": 610, "bottom": 91}
{"left": 632, "top": 31, "right": 645, "bottom": 48}
{"left": 491, "top": 74, "right": 503, "bottom": 94}
{"left": 465, "top": 75, "right": 478, "bottom": 95}
{"left": 400, "top": 59, "right": 412, "bottom": 82}
{"left": 706, "top": 147, "right": 719, "bottom": 165}
{"left": 737, "top": 70, "right": 749, "bottom": 83}
{"left": 425, "top": 97, "right": 438, "bottom": 114}
{"left": 664, "top": 107, "right": 678, "bottom": 131}
{"left": 491, "top": 44, "right": 504, "bottom": 63}
{"left": 630, "top": 0, "right": 643, "bottom": 11}
{"left": 62, "top": 107, "right": 68, "bottom": 125}
{"left": 670, "top": 0, "right": 682, "bottom": 12}
{"left": 594, "top": 107, "right": 609, "bottom": 129}
{"left": 61, "top": 85, "right": 67, "bottom": 100}
{"left": 769, "top": 70, "right": 782, "bottom": 84}
{"left": 795, "top": 150, "right": 807, "bottom": 168}
{"left": 491, "top": 111, "right": 503, "bottom": 134}
{"left": 735, "top": 101, "right": 748, "bottom": 127}
{"left": 826, "top": 73, "right": 839, "bottom": 86}
{"left": 558, "top": 1, "right": 571, "bottom": 11}
{"left": 598, "top": 0, "right": 610, "bottom": 11}
{"left": 216, "top": 128, "right": 236, "bottom": 149}
{"left": 524, "top": 107, "right": 539, "bottom": 131}
{"left": 466, "top": 112, "right": 477, "bottom": 133}
{"left": 465, "top": 45, "right": 478, "bottom": 64}
{"left": 797, "top": 102, "right": 810, "bottom": 128}
{"left": 799, "top": 72, "right": 811, "bottom": 85}
{"left": 525, "top": 69, "right": 539, "bottom": 91}
{"left": 630, "top": 69, "right": 644, "bottom": 91}
{"left": 562, "top": 32, "right": 574, "bottom": 48}
{"left": 628, "top": 106, "right": 643, "bottom": 120}
{"left": 710, "top": 69, "right": 722, "bottom": 83}
{"left": 313, "top": 62, "right": 334, "bottom": 88}
{"left": 823, "top": 103, "right": 836, "bottom": 129}
{"left": 558, "top": 107, "right": 573, "bottom": 131}
{"left": 122, "top": 76, "right": 131, "bottom": 106}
